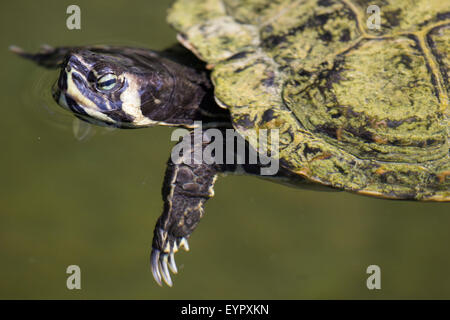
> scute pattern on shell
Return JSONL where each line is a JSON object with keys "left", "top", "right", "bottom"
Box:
{"left": 168, "top": 0, "right": 450, "bottom": 201}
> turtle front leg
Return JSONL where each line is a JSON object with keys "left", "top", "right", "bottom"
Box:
{"left": 10, "top": 45, "right": 74, "bottom": 68}
{"left": 150, "top": 131, "right": 220, "bottom": 287}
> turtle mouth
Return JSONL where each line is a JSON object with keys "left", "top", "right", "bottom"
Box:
{"left": 52, "top": 79, "right": 87, "bottom": 116}
{"left": 53, "top": 86, "right": 117, "bottom": 127}
{"left": 52, "top": 64, "right": 120, "bottom": 126}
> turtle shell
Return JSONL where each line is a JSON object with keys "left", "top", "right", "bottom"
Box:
{"left": 168, "top": 0, "right": 450, "bottom": 201}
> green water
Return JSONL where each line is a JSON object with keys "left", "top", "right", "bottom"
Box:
{"left": 0, "top": 0, "right": 449, "bottom": 299}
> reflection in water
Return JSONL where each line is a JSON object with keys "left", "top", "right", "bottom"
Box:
{"left": 72, "top": 118, "right": 93, "bottom": 141}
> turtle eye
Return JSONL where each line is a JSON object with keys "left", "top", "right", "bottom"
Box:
{"left": 96, "top": 73, "right": 118, "bottom": 91}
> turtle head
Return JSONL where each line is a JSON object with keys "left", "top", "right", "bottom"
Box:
{"left": 54, "top": 48, "right": 178, "bottom": 128}
{"left": 12, "top": 45, "right": 212, "bottom": 128}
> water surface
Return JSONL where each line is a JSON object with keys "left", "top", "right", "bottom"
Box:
{"left": 0, "top": 0, "right": 449, "bottom": 299}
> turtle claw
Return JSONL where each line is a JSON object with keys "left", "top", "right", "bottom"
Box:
{"left": 150, "top": 249, "right": 163, "bottom": 287}
{"left": 150, "top": 236, "right": 190, "bottom": 287}
{"left": 179, "top": 237, "right": 190, "bottom": 251}
{"left": 150, "top": 249, "right": 174, "bottom": 287}
{"left": 159, "top": 254, "right": 173, "bottom": 287}
{"left": 168, "top": 252, "right": 178, "bottom": 274}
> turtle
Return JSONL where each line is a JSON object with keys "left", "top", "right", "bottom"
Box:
{"left": 12, "top": 0, "right": 450, "bottom": 287}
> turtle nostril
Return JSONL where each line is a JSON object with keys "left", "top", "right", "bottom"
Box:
{"left": 60, "top": 54, "right": 75, "bottom": 72}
